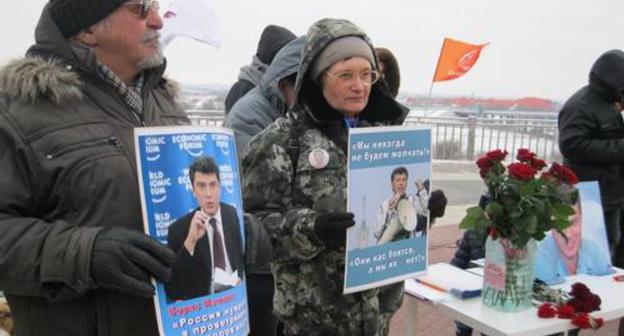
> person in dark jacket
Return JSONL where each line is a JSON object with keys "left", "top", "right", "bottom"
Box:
{"left": 558, "top": 49, "right": 624, "bottom": 269}
{"left": 451, "top": 195, "right": 489, "bottom": 336}
{"left": 225, "top": 36, "right": 305, "bottom": 159}
{"left": 0, "top": 1, "right": 189, "bottom": 335}
{"left": 224, "top": 25, "right": 296, "bottom": 114}
{"left": 225, "top": 35, "right": 305, "bottom": 336}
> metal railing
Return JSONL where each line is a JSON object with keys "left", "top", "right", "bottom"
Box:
{"left": 186, "top": 110, "right": 561, "bottom": 161}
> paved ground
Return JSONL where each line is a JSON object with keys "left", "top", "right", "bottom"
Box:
{"left": 387, "top": 161, "right": 620, "bottom": 335}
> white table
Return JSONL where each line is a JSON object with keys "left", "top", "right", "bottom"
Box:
{"left": 432, "top": 269, "right": 624, "bottom": 336}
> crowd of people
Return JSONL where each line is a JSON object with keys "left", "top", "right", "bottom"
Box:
{"left": 0, "top": 0, "right": 622, "bottom": 336}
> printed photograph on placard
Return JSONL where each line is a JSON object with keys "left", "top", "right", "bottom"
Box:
{"left": 344, "top": 126, "right": 432, "bottom": 294}
{"left": 135, "top": 126, "right": 249, "bottom": 336}
{"left": 535, "top": 181, "right": 614, "bottom": 285}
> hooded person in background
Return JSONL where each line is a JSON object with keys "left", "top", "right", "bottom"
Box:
{"left": 225, "top": 36, "right": 305, "bottom": 336}
{"left": 375, "top": 47, "right": 401, "bottom": 98}
{"left": 225, "top": 36, "right": 305, "bottom": 158}
{"left": 224, "top": 25, "right": 296, "bottom": 114}
{"left": 0, "top": 0, "right": 189, "bottom": 335}
{"left": 558, "top": 50, "right": 624, "bottom": 336}
{"left": 558, "top": 49, "right": 624, "bottom": 269}
{"left": 242, "top": 18, "right": 406, "bottom": 335}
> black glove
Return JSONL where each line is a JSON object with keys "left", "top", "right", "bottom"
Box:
{"left": 91, "top": 228, "right": 175, "bottom": 297}
{"left": 314, "top": 212, "right": 355, "bottom": 246}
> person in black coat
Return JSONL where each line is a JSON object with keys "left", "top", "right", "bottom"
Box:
{"left": 559, "top": 49, "right": 624, "bottom": 269}
{"left": 165, "top": 157, "right": 244, "bottom": 301}
{"left": 451, "top": 195, "right": 489, "bottom": 336}
{"left": 224, "top": 25, "right": 296, "bottom": 114}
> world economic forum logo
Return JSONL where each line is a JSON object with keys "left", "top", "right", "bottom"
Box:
{"left": 145, "top": 136, "right": 166, "bottom": 162}
{"left": 149, "top": 171, "right": 171, "bottom": 204}
{"left": 172, "top": 134, "right": 207, "bottom": 157}
{"left": 212, "top": 134, "right": 231, "bottom": 156}
{"left": 219, "top": 165, "right": 235, "bottom": 195}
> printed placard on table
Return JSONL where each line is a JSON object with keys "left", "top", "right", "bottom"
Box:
{"left": 344, "top": 126, "right": 432, "bottom": 294}
{"left": 135, "top": 126, "right": 249, "bottom": 336}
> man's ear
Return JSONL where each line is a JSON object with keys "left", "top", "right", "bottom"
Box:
{"left": 75, "top": 27, "right": 98, "bottom": 47}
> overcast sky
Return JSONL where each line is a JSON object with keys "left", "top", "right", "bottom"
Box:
{"left": 2, "top": 0, "right": 623, "bottom": 101}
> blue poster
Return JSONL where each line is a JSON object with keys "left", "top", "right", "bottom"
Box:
{"left": 135, "top": 126, "right": 249, "bottom": 336}
{"left": 344, "top": 126, "right": 432, "bottom": 293}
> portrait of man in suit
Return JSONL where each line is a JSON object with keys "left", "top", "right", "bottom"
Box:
{"left": 165, "top": 156, "right": 244, "bottom": 302}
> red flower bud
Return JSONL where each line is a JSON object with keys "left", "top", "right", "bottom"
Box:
{"left": 516, "top": 148, "right": 536, "bottom": 162}
{"left": 571, "top": 313, "right": 605, "bottom": 330}
{"left": 570, "top": 282, "right": 591, "bottom": 299}
{"left": 530, "top": 158, "right": 547, "bottom": 170}
{"left": 556, "top": 304, "right": 575, "bottom": 319}
{"left": 508, "top": 163, "right": 536, "bottom": 181}
{"left": 537, "top": 303, "right": 557, "bottom": 318}
{"left": 486, "top": 149, "right": 508, "bottom": 162}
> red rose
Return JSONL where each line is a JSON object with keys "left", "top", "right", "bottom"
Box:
{"left": 537, "top": 303, "right": 556, "bottom": 318}
{"left": 589, "top": 293, "right": 602, "bottom": 311}
{"left": 530, "top": 158, "right": 547, "bottom": 170}
{"left": 571, "top": 313, "right": 591, "bottom": 329}
{"left": 560, "top": 165, "right": 579, "bottom": 185}
{"left": 556, "top": 304, "right": 575, "bottom": 319}
{"left": 486, "top": 149, "right": 508, "bottom": 162}
{"left": 571, "top": 313, "right": 604, "bottom": 330}
{"left": 570, "top": 282, "right": 591, "bottom": 298}
{"left": 508, "top": 163, "right": 536, "bottom": 181}
{"left": 516, "top": 148, "right": 536, "bottom": 162}
{"left": 476, "top": 156, "right": 493, "bottom": 170}
{"left": 593, "top": 317, "right": 605, "bottom": 329}
{"left": 548, "top": 163, "right": 579, "bottom": 185}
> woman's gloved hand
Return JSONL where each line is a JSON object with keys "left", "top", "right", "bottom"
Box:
{"left": 313, "top": 212, "right": 355, "bottom": 246}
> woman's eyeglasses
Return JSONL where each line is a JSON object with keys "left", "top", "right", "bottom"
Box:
{"left": 325, "top": 70, "right": 381, "bottom": 86}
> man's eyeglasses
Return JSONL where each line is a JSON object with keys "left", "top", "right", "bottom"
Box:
{"left": 123, "top": 0, "right": 160, "bottom": 19}
{"left": 325, "top": 70, "right": 380, "bottom": 86}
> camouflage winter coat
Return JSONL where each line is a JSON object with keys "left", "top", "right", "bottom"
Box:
{"left": 242, "top": 18, "right": 406, "bottom": 335}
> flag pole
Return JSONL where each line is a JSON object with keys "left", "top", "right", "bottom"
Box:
{"left": 424, "top": 38, "right": 447, "bottom": 118}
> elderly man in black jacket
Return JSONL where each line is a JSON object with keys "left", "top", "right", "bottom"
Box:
{"left": 559, "top": 49, "right": 624, "bottom": 269}
{"left": 0, "top": 0, "right": 189, "bottom": 335}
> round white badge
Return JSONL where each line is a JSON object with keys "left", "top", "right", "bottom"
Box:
{"left": 308, "top": 148, "right": 330, "bottom": 169}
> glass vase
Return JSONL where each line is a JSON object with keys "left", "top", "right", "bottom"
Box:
{"left": 481, "top": 236, "right": 537, "bottom": 312}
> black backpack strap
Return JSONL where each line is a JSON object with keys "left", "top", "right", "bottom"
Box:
{"left": 287, "top": 119, "right": 301, "bottom": 176}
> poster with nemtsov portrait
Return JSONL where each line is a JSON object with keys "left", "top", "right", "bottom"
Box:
{"left": 345, "top": 126, "right": 431, "bottom": 294}
{"left": 135, "top": 126, "right": 249, "bottom": 336}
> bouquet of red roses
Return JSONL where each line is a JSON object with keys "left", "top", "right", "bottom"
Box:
{"left": 461, "top": 148, "right": 579, "bottom": 248}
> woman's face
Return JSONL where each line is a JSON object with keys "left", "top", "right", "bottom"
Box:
{"left": 320, "top": 57, "right": 373, "bottom": 118}
{"left": 554, "top": 202, "right": 582, "bottom": 254}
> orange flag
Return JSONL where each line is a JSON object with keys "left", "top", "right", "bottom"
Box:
{"left": 433, "top": 38, "right": 488, "bottom": 82}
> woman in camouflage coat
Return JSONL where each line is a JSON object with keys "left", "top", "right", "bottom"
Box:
{"left": 242, "top": 18, "right": 406, "bottom": 335}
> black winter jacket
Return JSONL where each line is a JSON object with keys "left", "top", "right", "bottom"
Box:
{"left": 0, "top": 6, "right": 188, "bottom": 336}
{"left": 559, "top": 50, "right": 624, "bottom": 210}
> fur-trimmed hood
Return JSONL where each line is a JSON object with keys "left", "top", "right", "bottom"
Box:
{"left": 291, "top": 18, "right": 405, "bottom": 125}
{"left": 0, "top": 3, "right": 177, "bottom": 105}
{"left": 0, "top": 57, "right": 82, "bottom": 104}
